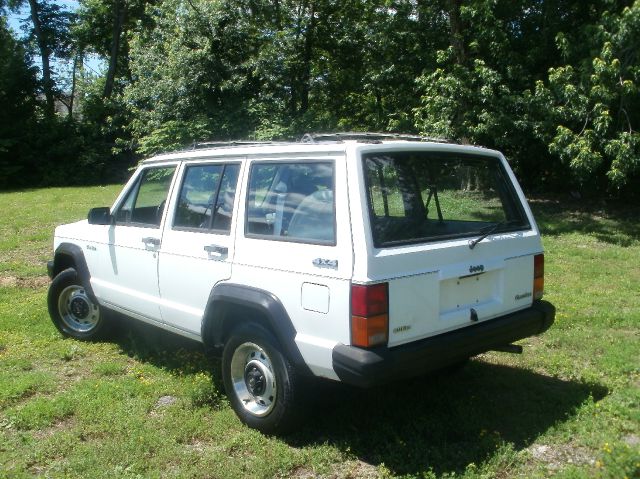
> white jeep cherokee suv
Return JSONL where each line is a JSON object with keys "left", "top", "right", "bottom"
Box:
{"left": 47, "top": 133, "right": 555, "bottom": 433}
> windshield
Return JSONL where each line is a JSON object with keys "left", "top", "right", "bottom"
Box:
{"left": 362, "top": 151, "right": 530, "bottom": 247}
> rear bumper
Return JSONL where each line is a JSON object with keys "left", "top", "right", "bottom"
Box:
{"left": 332, "top": 300, "right": 555, "bottom": 388}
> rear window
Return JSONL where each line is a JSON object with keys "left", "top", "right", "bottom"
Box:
{"left": 363, "top": 151, "right": 530, "bottom": 247}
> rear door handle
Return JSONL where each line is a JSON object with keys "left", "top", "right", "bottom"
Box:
{"left": 204, "top": 244, "right": 228, "bottom": 256}
{"left": 142, "top": 237, "right": 160, "bottom": 246}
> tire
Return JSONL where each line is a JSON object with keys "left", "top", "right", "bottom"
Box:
{"left": 47, "top": 268, "right": 108, "bottom": 341}
{"left": 222, "top": 322, "right": 303, "bottom": 434}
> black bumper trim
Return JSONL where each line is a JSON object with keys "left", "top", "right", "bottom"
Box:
{"left": 332, "top": 300, "right": 555, "bottom": 388}
{"left": 46, "top": 260, "right": 54, "bottom": 279}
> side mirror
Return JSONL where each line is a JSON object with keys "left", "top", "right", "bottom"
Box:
{"left": 88, "top": 207, "right": 113, "bottom": 225}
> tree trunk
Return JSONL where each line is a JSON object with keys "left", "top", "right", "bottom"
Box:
{"left": 103, "top": 0, "right": 126, "bottom": 99}
{"left": 445, "top": 0, "right": 470, "bottom": 144}
{"left": 27, "top": 0, "right": 54, "bottom": 116}
{"left": 68, "top": 52, "right": 81, "bottom": 119}
{"left": 299, "top": 2, "right": 316, "bottom": 114}
{"left": 273, "top": 0, "right": 282, "bottom": 30}
{"left": 446, "top": 0, "right": 467, "bottom": 66}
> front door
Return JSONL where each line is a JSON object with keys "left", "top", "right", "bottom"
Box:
{"left": 91, "top": 165, "right": 177, "bottom": 322}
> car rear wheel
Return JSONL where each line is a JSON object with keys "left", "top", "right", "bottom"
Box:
{"left": 222, "top": 323, "right": 302, "bottom": 434}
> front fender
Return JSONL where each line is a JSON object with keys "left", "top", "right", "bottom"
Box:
{"left": 50, "top": 243, "right": 96, "bottom": 302}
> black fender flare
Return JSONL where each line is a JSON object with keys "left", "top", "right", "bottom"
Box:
{"left": 202, "top": 283, "right": 311, "bottom": 376}
{"left": 51, "top": 242, "right": 97, "bottom": 302}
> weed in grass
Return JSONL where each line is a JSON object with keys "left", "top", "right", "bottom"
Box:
{"left": 93, "top": 361, "right": 126, "bottom": 377}
{"left": 59, "top": 343, "right": 86, "bottom": 362}
{"left": 7, "top": 394, "right": 75, "bottom": 430}
{"left": 188, "top": 372, "right": 224, "bottom": 409}
{"left": 0, "top": 370, "right": 56, "bottom": 408}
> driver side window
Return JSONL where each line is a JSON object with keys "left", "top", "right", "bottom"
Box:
{"left": 115, "top": 166, "right": 176, "bottom": 227}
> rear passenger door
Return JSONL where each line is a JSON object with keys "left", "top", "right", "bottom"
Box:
{"left": 158, "top": 160, "right": 242, "bottom": 335}
{"left": 233, "top": 158, "right": 354, "bottom": 369}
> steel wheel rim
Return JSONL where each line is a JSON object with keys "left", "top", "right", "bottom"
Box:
{"left": 230, "top": 342, "right": 276, "bottom": 417}
{"left": 57, "top": 285, "right": 100, "bottom": 333}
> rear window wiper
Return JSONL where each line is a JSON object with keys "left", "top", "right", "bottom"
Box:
{"left": 468, "top": 220, "right": 520, "bottom": 250}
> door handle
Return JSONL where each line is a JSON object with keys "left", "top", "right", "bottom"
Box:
{"left": 204, "top": 244, "right": 228, "bottom": 255}
{"left": 142, "top": 237, "right": 160, "bottom": 246}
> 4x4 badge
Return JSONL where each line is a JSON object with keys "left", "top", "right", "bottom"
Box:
{"left": 469, "top": 264, "right": 485, "bottom": 274}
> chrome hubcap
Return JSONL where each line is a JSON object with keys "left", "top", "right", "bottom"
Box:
{"left": 58, "top": 285, "right": 100, "bottom": 333}
{"left": 230, "top": 342, "right": 276, "bottom": 417}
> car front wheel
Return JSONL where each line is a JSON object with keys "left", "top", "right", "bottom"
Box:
{"left": 47, "top": 268, "right": 107, "bottom": 340}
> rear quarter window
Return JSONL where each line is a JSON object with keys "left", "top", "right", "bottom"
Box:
{"left": 245, "top": 161, "right": 336, "bottom": 245}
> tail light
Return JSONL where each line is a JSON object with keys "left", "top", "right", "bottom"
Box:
{"left": 533, "top": 254, "right": 544, "bottom": 300}
{"left": 351, "top": 283, "right": 389, "bottom": 348}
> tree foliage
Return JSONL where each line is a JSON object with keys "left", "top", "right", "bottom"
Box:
{"left": 542, "top": 3, "right": 640, "bottom": 188}
{"left": 1, "top": 0, "right": 639, "bottom": 195}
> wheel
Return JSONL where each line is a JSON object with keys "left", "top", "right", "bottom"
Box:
{"left": 47, "top": 268, "right": 107, "bottom": 340}
{"left": 222, "top": 323, "right": 302, "bottom": 434}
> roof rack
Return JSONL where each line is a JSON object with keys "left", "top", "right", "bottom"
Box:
{"left": 185, "top": 132, "right": 451, "bottom": 152}
{"left": 300, "top": 132, "right": 450, "bottom": 144}
{"left": 191, "top": 140, "right": 283, "bottom": 150}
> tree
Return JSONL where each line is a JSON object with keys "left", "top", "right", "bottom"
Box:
{"left": 414, "top": 0, "right": 635, "bottom": 192}
{"left": 540, "top": 3, "right": 640, "bottom": 190}
{"left": 0, "top": 17, "right": 39, "bottom": 187}
{"left": 75, "top": 0, "right": 155, "bottom": 100}
{"left": 7, "top": 0, "right": 75, "bottom": 116}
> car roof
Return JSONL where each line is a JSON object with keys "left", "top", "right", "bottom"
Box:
{"left": 141, "top": 138, "right": 500, "bottom": 165}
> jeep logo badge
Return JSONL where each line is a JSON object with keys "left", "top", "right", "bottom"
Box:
{"left": 469, "top": 264, "right": 485, "bottom": 274}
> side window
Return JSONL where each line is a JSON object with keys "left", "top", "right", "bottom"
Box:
{"left": 174, "top": 163, "right": 240, "bottom": 233}
{"left": 115, "top": 166, "right": 176, "bottom": 227}
{"left": 246, "top": 162, "right": 335, "bottom": 244}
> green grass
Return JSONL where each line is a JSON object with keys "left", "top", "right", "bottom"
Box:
{"left": 1, "top": 186, "right": 639, "bottom": 478}
{"left": 0, "top": 186, "right": 121, "bottom": 278}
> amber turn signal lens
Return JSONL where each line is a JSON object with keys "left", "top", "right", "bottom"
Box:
{"left": 351, "top": 314, "right": 389, "bottom": 348}
{"left": 533, "top": 254, "right": 544, "bottom": 300}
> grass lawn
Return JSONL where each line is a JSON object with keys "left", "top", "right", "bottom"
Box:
{"left": 0, "top": 186, "right": 638, "bottom": 478}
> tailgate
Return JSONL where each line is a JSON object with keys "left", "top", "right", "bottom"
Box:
{"left": 386, "top": 243, "right": 537, "bottom": 347}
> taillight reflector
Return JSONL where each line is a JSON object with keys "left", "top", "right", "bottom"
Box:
{"left": 533, "top": 253, "right": 544, "bottom": 300}
{"left": 351, "top": 283, "right": 388, "bottom": 317}
{"left": 351, "top": 283, "right": 389, "bottom": 348}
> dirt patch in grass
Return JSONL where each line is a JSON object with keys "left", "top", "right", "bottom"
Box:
{"left": 527, "top": 443, "right": 595, "bottom": 470}
{"left": 289, "top": 460, "right": 380, "bottom": 479}
{"left": 32, "top": 416, "right": 76, "bottom": 440}
{"left": 0, "top": 275, "right": 49, "bottom": 289}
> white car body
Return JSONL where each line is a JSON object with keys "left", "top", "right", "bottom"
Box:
{"left": 49, "top": 137, "right": 555, "bottom": 431}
